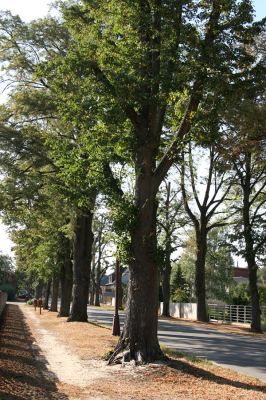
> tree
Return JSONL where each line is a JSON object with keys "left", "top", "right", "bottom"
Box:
{"left": 222, "top": 105, "right": 266, "bottom": 331}
{"left": 205, "top": 228, "right": 234, "bottom": 302}
{"left": 0, "top": 253, "right": 15, "bottom": 284}
{"left": 180, "top": 143, "right": 234, "bottom": 321}
{"left": 157, "top": 180, "right": 185, "bottom": 316}
{"left": 90, "top": 208, "right": 113, "bottom": 306}
{"left": 0, "top": 252, "right": 16, "bottom": 300}
{"left": 177, "top": 227, "right": 234, "bottom": 303}
{"left": 1, "top": 1, "right": 263, "bottom": 361}
{"left": 0, "top": 11, "right": 97, "bottom": 322}
{"left": 171, "top": 264, "right": 192, "bottom": 303}
{"left": 45, "top": 0, "right": 262, "bottom": 362}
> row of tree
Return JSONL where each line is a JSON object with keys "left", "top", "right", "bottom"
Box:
{"left": 0, "top": 1, "right": 265, "bottom": 364}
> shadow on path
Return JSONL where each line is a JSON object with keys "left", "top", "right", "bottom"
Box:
{"left": 0, "top": 304, "right": 69, "bottom": 400}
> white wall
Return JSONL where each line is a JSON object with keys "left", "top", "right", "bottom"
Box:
{"left": 160, "top": 302, "right": 197, "bottom": 320}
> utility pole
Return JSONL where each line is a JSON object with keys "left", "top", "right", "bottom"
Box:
{"left": 112, "top": 258, "right": 120, "bottom": 336}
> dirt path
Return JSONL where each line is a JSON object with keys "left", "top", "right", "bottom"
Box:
{"left": 23, "top": 306, "right": 115, "bottom": 388}
{"left": 0, "top": 303, "right": 78, "bottom": 399}
{"left": 1, "top": 303, "right": 266, "bottom": 400}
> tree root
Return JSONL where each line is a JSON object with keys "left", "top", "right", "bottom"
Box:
{"left": 108, "top": 344, "right": 166, "bottom": 366}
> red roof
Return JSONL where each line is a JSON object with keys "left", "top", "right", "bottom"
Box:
{"left": 234, "top": 267, "right": 249, "bottom": 278}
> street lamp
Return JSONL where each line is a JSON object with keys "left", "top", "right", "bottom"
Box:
{"left": 112, "top": 258, "right": 120, "bottom": 336}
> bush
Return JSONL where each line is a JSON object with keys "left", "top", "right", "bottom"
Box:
{"left": 27, "top": 299, "right": 33, "bottom": 305}
{"left": 0, "top": 283, "right": 16, "bottom": 301}
{"left": 228, "top": 283, "right": 250, "bottom": 305}
{"left": 258, "top": 286, "right": 266, "bottom": 305}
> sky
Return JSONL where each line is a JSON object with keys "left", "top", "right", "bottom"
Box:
{"left": 0, "top": 0, "right": 264, "bottom": 21}
{"left": 0, "top": 0, "right": 265, "bottom": 258}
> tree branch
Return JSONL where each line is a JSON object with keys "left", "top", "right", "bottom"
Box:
{"left": 153, "top": 0, "right": 222, "bottom": 191}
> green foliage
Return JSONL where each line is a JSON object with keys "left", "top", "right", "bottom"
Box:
{"left": 258, "top": 286, "right": 266, "bottom": 305}
{"left": 258, "top": 266, "right": 266, "bottom": 283}
{"left": 0, "top": 283, "right": 16, "bottom": 300}
{"left": 171, "top": 265, "right": 192, "bottom": 303}
{"left": 0, "top": 253, "right": 15, "bottom": 284}
{"left": 0, "top": 2, "right": 264, "bottom": 330}
{"left": 177, "top": 228, "right": 234, "bottom": 302}
{"left": 228, "top": 283, "right": 250, "bottom": 305}
{"left": 205, "top": 229, "right": 234, "bottom": 302}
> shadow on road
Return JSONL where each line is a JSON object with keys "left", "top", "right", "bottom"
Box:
{"left": 0, "top": 304, "right": 69, "bottom": 400}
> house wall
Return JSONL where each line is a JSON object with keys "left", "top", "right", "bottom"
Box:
{"left": 160, "top": 302, "right": 197, "bottom": 320}
{"left": 0, "top": 291, "right": 7, "bottom": 316}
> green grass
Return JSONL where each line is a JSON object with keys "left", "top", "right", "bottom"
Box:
{"left": 161, "top": 345, "right": 212, "bottom": 365}
{"left": 88, "top": 319, "right": 112, "bottom": 330}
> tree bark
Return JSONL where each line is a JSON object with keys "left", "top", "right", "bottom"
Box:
{"left": 68, "top": 206, "right": 95, "bottom": 322}
{"left": 43, "top": 280, "right": 51, "bottom": 310}
{"left": 89, "top": 282, "right": 95, "bottom": 305}
{"left": 109, "top": 145, "right": 163, "bottom": 364}
{"left": 161, "top": 182, "right": 172, "bottom": 317}
{"left": 242, "top": 154, "right": 261, "bottom": 332}
{"left": 195, "top": 225, "right": 208, "bottom": 322}
{"left": 162, "top": 245, "right": 171, "bottom": 317}
{"left": 94, "top": 260, "right": 101, "bottom": 307}
{"left": 58, "top": 237, "right": 73, "bottom": 317}
{"left": 246, "top": 253, "right": 261, "bottom": 332}
{"left": 50, "top": 274, "right": 59, "bottom": 312}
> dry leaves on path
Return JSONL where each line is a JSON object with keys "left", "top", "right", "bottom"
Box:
{"left": 1, "top": 303, "right": 266, "bottom": 400}
{"left": 0, "top": 304, "right": 82, "bottom": 400}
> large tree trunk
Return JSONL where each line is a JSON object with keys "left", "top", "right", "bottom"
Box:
{"left": 246, "top": 253, "right": 261, "bottom": 332}
{"left": 68, "top": 207, "right": 95, "bottom": 322}
{"left": 242, "top": 158, "right": 261, "bottom": 332}
{"left": 50, "top": 274, "right": 59, "bottom": 312}
{"left": 43, "top": 280, "right": 51, "bottom": 310}
{"left": 109, "top": 145, "right": 163, "bottom": 364}
{"left": 58, "top": 238, "right": 73, "bottom": 317}
{"left": 195, "top": 226, "right": 208, "bottom": 322}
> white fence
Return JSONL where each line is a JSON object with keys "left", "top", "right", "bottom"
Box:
{"left": 208, "top": 304, "right": 266, "bottom": 325}
{"left": 160, "top": 302, "right": 197, "bottom": 320}
{"left": 0, "top": 291, "right": 7, "bottom": 316}
{"left": 160, "top": 302, "right": 266, "bottom": 328}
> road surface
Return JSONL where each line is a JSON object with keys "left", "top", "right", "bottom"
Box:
{"left": 87, "top": 306, "right": 266, "bottom": 382}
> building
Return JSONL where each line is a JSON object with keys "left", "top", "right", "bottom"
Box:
{"left": 100, "top": 268, "right": 129, "bottom": 304}
{"left": 233, "top": 267, "right": 249, "bottom": 284}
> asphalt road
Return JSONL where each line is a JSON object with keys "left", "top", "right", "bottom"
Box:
{"left": 87, "top": 306, "right": 266, "bottom": 382}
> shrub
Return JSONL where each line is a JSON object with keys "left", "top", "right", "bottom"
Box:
{"left": 228, "top": 283, "right": 250, "bottom": 305}
{"left": 0, "top": 283, "right": 16, "bottom": 301}
{"left": 258, "top": 286, "right": 266, "bottom": 305}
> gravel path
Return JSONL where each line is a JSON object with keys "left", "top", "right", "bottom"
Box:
{"left": 0, "top": 303, "right": 69, "bottom": 399}
{"left": 23, "top": 306, "right": 115, "bottom": 388}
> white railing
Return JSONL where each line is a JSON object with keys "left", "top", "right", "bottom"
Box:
{"left": 208, "top": 304, "right": 266, "bottom": 325}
